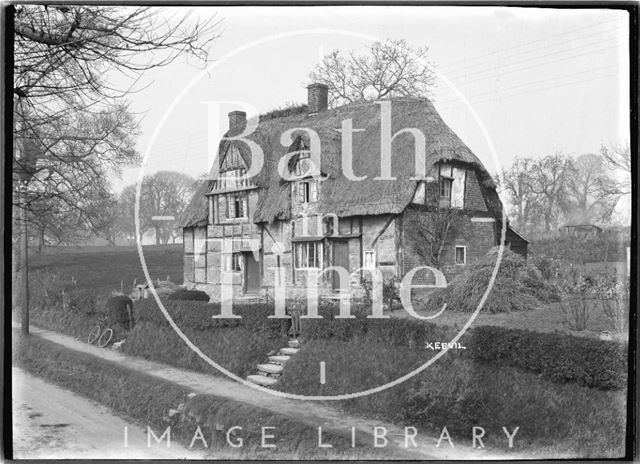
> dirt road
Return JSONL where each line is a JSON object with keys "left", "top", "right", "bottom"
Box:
{"left": 12, "top": 367, "right": 205, "bottom": 459}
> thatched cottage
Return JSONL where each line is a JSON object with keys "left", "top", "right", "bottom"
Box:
{"left": 181, "top": 84, "right": 528, "bottom": 300}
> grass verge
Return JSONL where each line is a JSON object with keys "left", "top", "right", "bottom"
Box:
{"left": 275, "top": 337, "right": 626, "bottom": 458}
{"left": 12, "top": 332, "right": 413, "bottom": 459}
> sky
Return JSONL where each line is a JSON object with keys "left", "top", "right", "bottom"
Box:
{"left": 112, "top": 5, "right": 631, "bottom": 218}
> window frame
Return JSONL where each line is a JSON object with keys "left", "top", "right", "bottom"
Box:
{"left": 363, "top": 250, "right": 376, "bottom": 269}
{"left": 294, "top": 241, "right": 323, "bottom": 269}
{"left": 440, "top": 177, "right": 452, "bottom": 199}
{"left": 455, "top": 245, "right": 467, "bottom": 265}
{"left": 224, "top": 252, "right": 243, "bottom": 272}
{"left": 297, "top": 180, "right": 318, "bottom": 204}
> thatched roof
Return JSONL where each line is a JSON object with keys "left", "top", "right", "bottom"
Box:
{"left": 180, "top": 180, "right": 209, "bottom": 228}
{"left": 183, "top": 97, "right": 502, "bottom": 226}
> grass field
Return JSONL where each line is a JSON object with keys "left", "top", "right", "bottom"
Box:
{"left": 393, "top": 300, "right": 626, "bottom": 340}
{"left": 29, "top": 245, "right": 184, "bottom": 293}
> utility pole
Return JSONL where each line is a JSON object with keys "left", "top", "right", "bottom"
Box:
{"left": 16, "top": 137, "right": 31, "bottom": 335}
{"left": 19, "top": 180, "right": 29, "bottom": 335}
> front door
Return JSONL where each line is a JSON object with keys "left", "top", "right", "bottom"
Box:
{"left": 332, "top": 241, "right": 349, "bottom": 291}
{"left": 244, "top": 252, "right": 261, "bottom": 294}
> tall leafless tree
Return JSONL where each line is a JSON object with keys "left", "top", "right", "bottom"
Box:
{"left": 12, "top": 5, "right": 220, "bottom": 332}
{"left": 138, "top": 171, "right": 197, "bottom": 245}
{"left": 497, "top": 157, "right": 536, "bottom": 235}
{"left": 600, "top": 143, "right": 631, "bottom": 195}
{"left": 566, "top": 153, "right": 622, "bottom": 225}
{"left": 309, "top": 39, "right": 436, "bottom": 107}
{"left": 527, "top": 153, "right": 574, "bottom": 233}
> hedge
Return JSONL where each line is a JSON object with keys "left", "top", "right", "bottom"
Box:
{"left": 133, "top": 299, "right": 288, "bottom": 338}
{"left": 167, "top": 289, "right": 210, "bottom": 301}
{"left": 305, "top": 310, "right": 627, "bottom": 390}
{"left": 29, "top": 295, "right": 628, "bottom": 391}
{"left": 299, "top": 303, "right": 458, "bottom": 346}
{"left": 467, "top": 325, "right": 628, "bottom": 390}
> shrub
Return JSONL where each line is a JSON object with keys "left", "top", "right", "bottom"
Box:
{"left": 531, "top": 255, "right": 565, "bottom": 281}
{"left": 134, "top": 299, "right": 287, "bottom": 338}
{"left": 66, "top": 288, "right": 99, "bottom": 315}
{"left": 467, "top": 325, "right": 628, "bottom": 390}
{"left": 591, "top": 269, "right": 630, "bottom": 334}
{"left": 530, "top": 233, "right": 629, "bottom": 264}
{"left": 300, "top": 302, "right": 457, "bottom": 346}
{"left": 427, "top": 248, "right": 559, "bottom": 313}
{"left": 106, "top": 295, "right": 135, "bottom": 328}
{"left": 167, "top": 288, "right": 210, "bottom": 301}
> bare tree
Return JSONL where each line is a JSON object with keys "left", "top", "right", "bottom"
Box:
{"left": 406, "top": 207, "right": 461, "bottom": 269}
{"left": 528, "top": 153, "right": 574, "bottom": 233}
{"left": 497, "top": 157, "right": 536, "bottom": 235}
{"left": 139, "top": 171, "right": 197, "bottom": 245}
{"left": 12, "top": 5, "right": 219, "bottom": 332}
{"left": 566, "top": 153, "right": 622, "bottom": 225}
{"left": 600, "top": 143, "right": 631, "bottom": 195}
{"left": 309, "top": 39, "right": 436, "bottom": 107}
{"left": 600, "top": 142, "right": 631, "bottom": 172}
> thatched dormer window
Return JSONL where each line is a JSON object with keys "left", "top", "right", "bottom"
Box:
{"left": 438, "top": 164, "right": 466, "bottom": 209}
{"left": 297, "top": 180, "right": 318, "bottom": 204}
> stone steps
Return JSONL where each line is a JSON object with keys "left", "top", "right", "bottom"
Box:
{"left": 246, "top": 339, "right": 301, "bottom": 387}
{"left": 268, "top": 355, "right": 291, "bottom": 365}
{"left": 257, "top": 363, "right": 283, "bottom": 375}
{"left": 246, "top": 374, "right": 278, "bottom": 387}
{"left": 279, "top": 347, "right": 299, "bottom": 356}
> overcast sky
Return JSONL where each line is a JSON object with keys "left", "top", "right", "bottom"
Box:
{"left": 113, "top": 5, "right": 630, "bottom": 217}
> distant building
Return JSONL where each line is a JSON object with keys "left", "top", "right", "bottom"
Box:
{"left": 560, "top": 223, "right": 604, "bottom": 238}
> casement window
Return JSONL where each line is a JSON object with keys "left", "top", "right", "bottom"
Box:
{"left": 439, "top": 165, "right": 453, "bottom": 200}
{"left": 297, "top": 180, "right": 318, "bottom": 204}
{"left": 225, "top": 193, "right": 248, "bottom": 219}
{"left": 455, "top": 245, "right": 467, "bottom": 265}
{"left": 439, "top": 164, "right": 466, "bottom": 208}
{"left": 224, "top": 252, "right": 242, "bottom": 272}
{"left": 363, "top": 250, "right": 376, "bottom": 269}
{"left": 294, "top": 242, "right": 322, "bottom": 269}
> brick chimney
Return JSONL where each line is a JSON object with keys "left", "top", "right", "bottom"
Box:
{"left": 307, "top": 83, "right": 328, "bottom": 114}
{"left": 228, "top": 110, "right": 246, "bottom": 132}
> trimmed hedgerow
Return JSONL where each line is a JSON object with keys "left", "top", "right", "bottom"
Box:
{"left": 123, "top": 299, "right": 289, "bottom": 378}
{"left": 467, "top": 325, "right": 628, "bottom": 390}
{"left": 133, "top": 299, "right": 288, "bottom": 338}
{"left": 299, "top": 303, "right": 458, "bottom": 346}
{"left": 29, "top": 294, "right": 628, "bottom": 391}
{"left": 296, "top": 303, "right": 627, "bottom": 391}
{"left": 167, "top": 288, "right": 210, "bottom": 301}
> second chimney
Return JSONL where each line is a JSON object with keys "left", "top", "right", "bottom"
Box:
{"left": 228, "top": 110, "right": 247, "bottom": 132}
{"left": 307, "top": 83, "right": 328, "bottom": 114}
